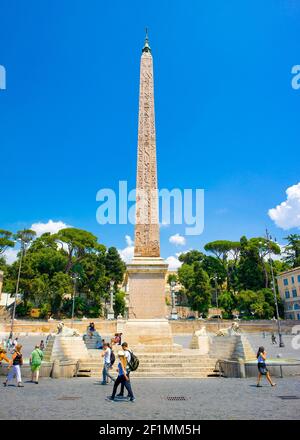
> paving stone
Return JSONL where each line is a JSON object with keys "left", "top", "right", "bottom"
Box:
{"left": 1, "top": 376, "right": 300, "bottom": 420}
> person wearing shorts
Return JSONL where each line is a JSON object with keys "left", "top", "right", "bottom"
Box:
{"left": 256, "top": 346, "right": 276, "bottom": 387}
{"left": 30, "top": 345, "right": 44, "bottom": 384}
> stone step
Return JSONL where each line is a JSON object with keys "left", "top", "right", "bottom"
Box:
{"left": 80, "top": 360, "right": 216, "bottom": 368}
{"left": 77, "top": 372, "right": 217, "bottom": 378}
{"left": 78, "top": 365, "right": 217, "bottom": 370}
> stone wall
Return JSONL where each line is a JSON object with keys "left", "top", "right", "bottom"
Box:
{"left": 0, "top": 320, "right": 117, "bottom": 335}
{"left": 0, "top": 318, "right": 296, "bottom": 335}
{"left": 170, "top": 320, "right": 296, "bottom": 334}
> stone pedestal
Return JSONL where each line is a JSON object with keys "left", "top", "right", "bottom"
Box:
{"left": 122, "top": 318, "right": 181, "bottom": 352}
{"left": 127, "top": 257, "right": 168, "bottom": 319}
{"left": 107, "top": 311, "right": 114, "bottom": 320}
{"left": 48, "top": 335, "right": 89, "bottom": 362}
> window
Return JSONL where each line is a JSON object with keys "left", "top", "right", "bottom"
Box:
{"left": 292, "top": 276, "right": 295, "bottom": 284}
{"left": 298, "top": 275, "right": 300, "bottom": 283}
{"left": 285, "top": 291, "right": 290, "bottom": 299}
{"left": 289, "top": 314, "right": 294, "bottom": 320}
{"left": 283, "top": 278, "right": 288, "bottom": 286}
{"left": 294, "top": 304, "right": 300, "bottom": 310}
{"left": 292, "top": 289, "right": 297, "bottom": 298}
{"left": 297, "top": 313, "right": 300, "bottom": 320}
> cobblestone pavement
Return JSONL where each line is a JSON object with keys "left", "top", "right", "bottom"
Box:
{"left": 244, "top": 333, "right": 300, "bottom": 360}
{"left": 1, "top": 377, "right": 300, "bottom": 420}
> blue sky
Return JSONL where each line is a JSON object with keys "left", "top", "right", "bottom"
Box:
{"left": 1, "top": 0, "right": 300, "bottom": 267}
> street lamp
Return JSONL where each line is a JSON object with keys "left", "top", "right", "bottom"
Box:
{"left": 214, "top": 274, "right": 220, "bottom": 329}
{"left": 107, "top": 280, "right": 115, "bottom": 320}
{"left": 265, "top": 228, "right": 284, "bottom": 347}
{"left": 170, "top": 280, "right": 178, "bottom": 320}
{"left": 10, "top": 232, "right": 33, "bottom": 337}
{"left": 71, "top": 273, "right": 80, "bottom": 328}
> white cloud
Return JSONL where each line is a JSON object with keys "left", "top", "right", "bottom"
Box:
{"left": 160, "top": 220, "right": 170, "bottom": 228}
{"left": 31, "top": 220, "right": 71, "bottom": 237}
{"left": 3, "top": 248, "right": 18, "bottom": 264}
{"left": 125, "top": 235, "right": 133, "bottom": 247}
{"left": 118, "top": 235, "right": 134, "bottom": 263}
{"left": 165, "top": 255, "right": 182, "bottom": 271}
{"left": 268, "top": 183, "right": 300, "bottom": 229}
{"left": 270, "top": 243, "right": 285, "bottom": 261}
{"left": 169, "top": 233, "right": 186, "bottom": 246}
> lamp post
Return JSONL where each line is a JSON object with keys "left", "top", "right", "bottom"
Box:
{"left": 10, "top": 231, "right": 33, "bottom": 337}
{"left": 170, "top": 280, "right": 178, "bottom": 320}
{"left": 71, "top": 273, "right": 80, "bottom": 328}
{"left": 265, "top": 228, "right": 284, "bottom": 347}
{"left": 214, "top": 274, "right": 220, "bottom": 329}
{"left": 107, "top": 280, "right": 115, "bottom": 320}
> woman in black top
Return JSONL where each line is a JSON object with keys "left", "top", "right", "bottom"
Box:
{"left": 3, "top": 344, "right": 24, "bottom": 387}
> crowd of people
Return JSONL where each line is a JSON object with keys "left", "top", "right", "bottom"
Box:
{"left": 0, "top": 325, "right": 278, "bottom": 399}
{"left": 100, "top": 335, "right": 136, "bottom": 402}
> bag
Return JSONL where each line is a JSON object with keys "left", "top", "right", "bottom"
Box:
{"left": 128, "top": 351, "right": 139, "bottom": 372}
{"left": 110, "top": 350, "right": 116, "bottom": 366}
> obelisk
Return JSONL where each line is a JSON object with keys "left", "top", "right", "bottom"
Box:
{"left": 134, "top": 29, "right": 160, "bottom": 260}
{"left": 123, "top": 31, "right": 174, "bottom": 348}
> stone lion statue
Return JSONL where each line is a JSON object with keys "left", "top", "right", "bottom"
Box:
{"left": 195, "top": 326, "right": 207, "bottom": 336}
{"left": 216, "top": 322, "right": 240, "bottom": 336}
{"left": 56, "top": 322, "right": 80, "bottom": 337}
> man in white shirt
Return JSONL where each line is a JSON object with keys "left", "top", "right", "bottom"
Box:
{"left": 116, "top": 342, "right": 131, "bottom": 397}
{"left": 101, "top": 343, "right": 115, "bottom": 385}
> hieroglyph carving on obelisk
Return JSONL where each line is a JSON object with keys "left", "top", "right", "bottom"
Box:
{"left": 134, "top": 31, "right": 160, "bottom": 258}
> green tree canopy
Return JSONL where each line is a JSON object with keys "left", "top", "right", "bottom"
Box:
{"left": 178, "top": 250, "right": 204, "bottom": 265}
{"left": 284, "top": 234, "right": 300, "bottom": 268}
{"left": 0, "top": 229, "right": 15, "bottom": 255}
{"left": 178, "top": 261, "right": 211, "bottom": 314}
{"left": 53, "top": 228, "right": 100, "bottom": 273}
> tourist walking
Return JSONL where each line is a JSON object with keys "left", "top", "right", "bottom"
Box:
{"left": 256, "top": 346, "right": 276, "bottom": 387}
{"left": 7, "top": 335, "right": 13, "bottom": 351}
{"left": 106, "top": 350, "right": 135, "bottom": 402}
{"left": 116, "top": 342, "right": 132, "bottom": 398}
{"left": 101, "top": 342, "right": 115, "bottom": 385}
{"left": 3, "top": 344, "right": 24, "bottom": 387}
{"left": 271, "top": 333, "right": 277, "bottom": 344}
{"left": 39, "top": 340, "right": 45, "bottom": 351}
{"left": 30, "top": 345, "right": 44, "bottom": 384}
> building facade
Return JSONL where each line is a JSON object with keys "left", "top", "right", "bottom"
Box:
{"left": 277, "top": 267, "right": 300, "bottom": 320}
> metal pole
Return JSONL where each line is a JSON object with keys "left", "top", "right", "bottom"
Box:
{"left": 266, "top": 229, "right": 284, "bottom": 347}
{"left": 71, "top": 275, "right": 76, "bottom": 328}
{"left": 214, "top": 274, "right": 220, "bottom": 329}
{"left": 110, "top": 285, "right": 114, "bottom": 313}
{"left": 10, "top": 243, "right": 24, "bottom": 337}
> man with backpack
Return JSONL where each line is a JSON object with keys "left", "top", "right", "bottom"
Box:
{"left": 116, "top": 342, "right": 139, "bottom": 399}
{"left": 101, "top": 343, "right": 116, "bottom": 385}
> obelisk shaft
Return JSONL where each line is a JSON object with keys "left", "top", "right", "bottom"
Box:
{"left": 134, "top": 38, "right": 160, "bottom": 258}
